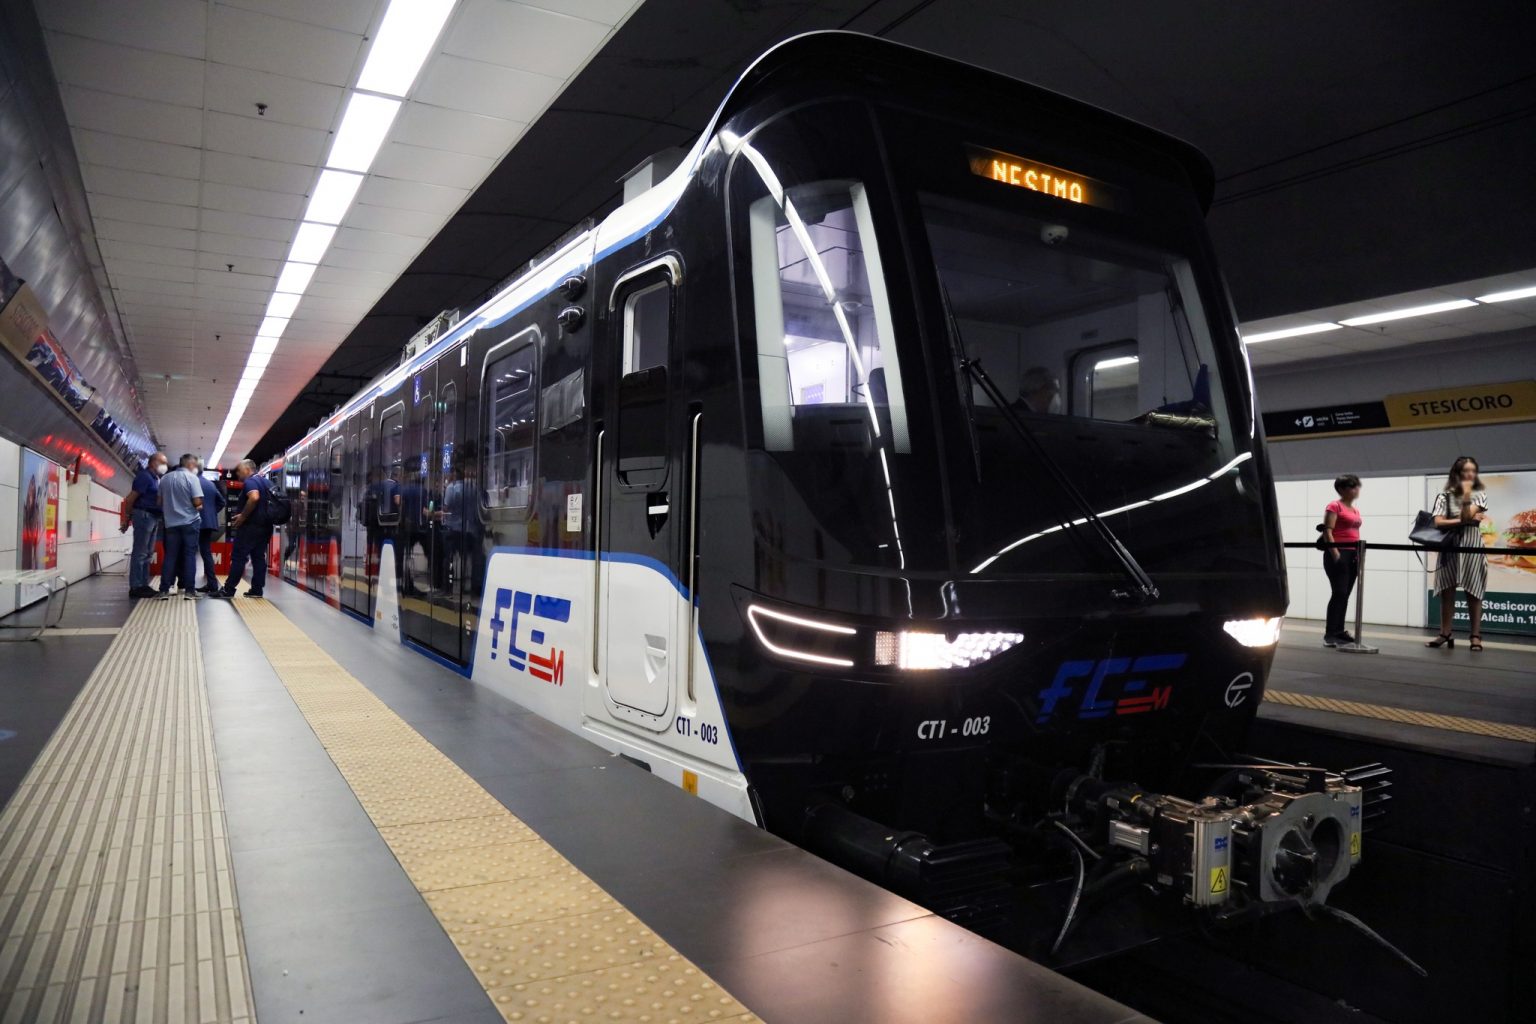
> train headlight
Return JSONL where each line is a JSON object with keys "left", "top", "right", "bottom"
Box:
{"left": 873, "top": 631, "right": 1024, "bottom": 671}
{"left": 745, "top": 604, "right": 859, "bottom": 668}
{"left": 1223, "top": 616, "right": 1284, "bottom": 647}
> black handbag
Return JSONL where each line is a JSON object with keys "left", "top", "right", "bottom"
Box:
{"left": 1314, "top": 522, "right": 1329, "bottom": 551}
{"left": 1409, "top": 494, "right": 1452, "bottom": 548}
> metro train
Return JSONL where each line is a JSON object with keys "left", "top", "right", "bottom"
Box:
{"left": 262, "top": 32, "right": 1363, "bottom": 956}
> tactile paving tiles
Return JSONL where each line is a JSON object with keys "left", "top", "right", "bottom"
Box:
{"left": 232, "top": 598, "right": 761, "bottom": 1024}
{"left": 1265, "top": 688, "right": 1536, "bottom": 743}
{"left": 0, "top": 599, "right": 256, "bottom": 1023}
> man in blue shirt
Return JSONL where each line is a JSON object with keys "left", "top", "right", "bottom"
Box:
{"left": 120, "top": 452, "right": 167, "bottom": 598}
{"left": 216, "top": 459, "right": 272, "bottom": 599}
{"left": 195, "top": 458, "right": 226, "bottom": 593}
{"left": 156, "top": 454, "right": 205, "bottom": 598}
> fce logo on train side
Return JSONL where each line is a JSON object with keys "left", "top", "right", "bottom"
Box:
{"left": 488, "top": 587, "right": 573, "bottom": 685}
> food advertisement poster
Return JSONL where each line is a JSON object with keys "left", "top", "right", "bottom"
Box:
{"left": 1426, "top": 470, "right": 1536, "bottom": 636}
{"left": 18, "top": 448, "right": 61, "bottom": 605}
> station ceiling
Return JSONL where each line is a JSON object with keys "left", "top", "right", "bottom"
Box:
{"left": 30, "top": 0, "right": 1536, "bottom": 462}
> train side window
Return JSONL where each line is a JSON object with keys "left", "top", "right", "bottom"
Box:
{"left": 744, "top": 180, "right": 909, "bottom": 454}
{"left": 379, "top": 408, "right": 403, "bottom": 524}
{"left": 1070, "top": 341, "right": 1141, "bottom": 421}
{"left": 486, "top": 346, "right": 536, "bottom": 509}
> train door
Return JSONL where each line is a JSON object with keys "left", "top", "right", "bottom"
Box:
{"left": 428, "top": 371, "right": 463, "bottom": 657}
{"left": 341, "top": 415, "right": 365, "bottom": 615}
{"left": 400, "top": 364, "right": 444, "bottom": 654}
{"left": 324, "top": 434, "right": 345, "bottom": 605}
{"left": 599, "top": 259, "right": 682, "bottom": 726}
{"left": 377, "top": 405, "right": 405, "bottom": 612}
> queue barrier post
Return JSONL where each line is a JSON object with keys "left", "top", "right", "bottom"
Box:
{"left": 1337, "top": 539, "right": 1379, "bottom": 654}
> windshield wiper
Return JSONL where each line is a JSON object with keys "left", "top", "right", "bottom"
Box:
{"left": 958, "top": 357, "right": 1160, "bottom": 603}
{"left": 937, "top": 281, "right": 983, "bottom": 482}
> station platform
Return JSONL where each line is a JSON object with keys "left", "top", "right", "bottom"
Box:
{"left": 1263, "top": 618, "right": 1535, "bottom": 763}
{"left": 0, "top": 577, "right": 1148, "bottom": 1024}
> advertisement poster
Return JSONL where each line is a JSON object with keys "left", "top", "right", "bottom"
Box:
{"left": 18, "top": 449, "right": 61, "bottom": 606}
{"left": 1426, "top": 470, "right": 1536, "bottom": 636}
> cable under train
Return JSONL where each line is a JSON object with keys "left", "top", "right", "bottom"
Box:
{"left": 260, "top": 32, "right": 1366, "bottom": 959}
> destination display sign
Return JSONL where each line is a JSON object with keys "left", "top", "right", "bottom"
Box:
{"left": 1266, "top": 380, "right": 1536, "bottom": 440}
{"left": 967, "top": 145, "right": 1121, "bottom": 209}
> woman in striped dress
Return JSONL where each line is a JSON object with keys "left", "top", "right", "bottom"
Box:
{"left": 1426, "top": 455, "right": 1491, "bottom": 652}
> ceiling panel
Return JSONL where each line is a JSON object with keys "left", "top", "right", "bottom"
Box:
{"left": 197, "top": 230, "right": 291, "bottom": 261}
{"left": 372, "top": 142, "right": 495, "bottom": 189}
{"left": 87, "top": 194, "right": 199, "bottom": 230}
{"left": 354, "top": 177, "right": 469, "bottom": 215}
{"left": 79, "top": 164, "right": 201, "bottom": 205}
{"left": 203, "top": 109, "right": 328, "bottom": 164}
{"left": 204, "top": 64, "right": 346, "bottom": 132}
{"left": 58, "top": 86, "right": 203, "bottom": 147}
{"left": 206, "top": 5, "right": 366, "bottom": 86}
{"left": 443, "top": 0, "right": 612, "bottom": 78}
{"left": 413, "top": 56, "right": 561, "bottom": 122}
{"left": 392, "top": 103, "right": 525, "bottom": 159}
{"left": 201, "top": 151, "right": 318, "bottom": 193}
{"left": 44, "top": 33, "right": 205, "bottom": 106}
{"left": 223, "top": 0, "right": 378, "bottom": 34}
{"left": 38, "top": 0, "right": 208, "bottom": 56}
{"left": 73, "top": 129, "right": 202, "bottom": 178}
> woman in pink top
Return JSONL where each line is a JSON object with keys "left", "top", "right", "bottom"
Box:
{"left": 1321, "top": 474, "right": 1362, "bottom": 646}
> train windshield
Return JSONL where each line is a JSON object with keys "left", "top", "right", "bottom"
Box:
{"left": 730, "top": 101, "right": 1271, "bottom": 580}
{"left": 920, "top": 191, "right": 1255, "bottom": 576}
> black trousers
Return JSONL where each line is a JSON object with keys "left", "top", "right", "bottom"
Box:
{"left": 1323, "top": 547, "right": 1359, "bottom": 637}
{"left": 198, "top": 527, "right": 220, "bottom": 589}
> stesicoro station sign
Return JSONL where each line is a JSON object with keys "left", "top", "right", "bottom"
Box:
{"left": 1263, "top": 380, "right": 1536, "bottom": 439}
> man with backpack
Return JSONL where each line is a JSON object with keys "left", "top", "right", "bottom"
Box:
{"left": 215, "top": 459, "right": 286, "bottom": 600}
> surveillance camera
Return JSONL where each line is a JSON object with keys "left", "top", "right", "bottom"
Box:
{"left": 1041, "top": 224, "right": 1069, "bottom": 246}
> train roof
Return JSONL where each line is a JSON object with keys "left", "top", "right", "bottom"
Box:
{"left": 274, "top": 32, "right": 1215, "bottom": 463}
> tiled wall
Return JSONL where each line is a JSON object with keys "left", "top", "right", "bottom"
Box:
{"left": 1275, "top": 475, "right": 1429, "bottom": 628}
{"left": 0, "top": 436, "right": 131, "bottom": 619}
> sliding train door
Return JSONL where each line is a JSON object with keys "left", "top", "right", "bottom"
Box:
{"left": 599, "top": 258, "right": 685, "bottom": 728}
{"left": 340, "top": 412, "right": 366, "bottom": 616}
{"left": 428, "top": 366, "right": 465, "bottom": 658}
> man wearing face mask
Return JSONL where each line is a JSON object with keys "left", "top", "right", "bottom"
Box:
{"left": 121, "top": 452, "right": 168, "bottom": 598}
{"left": 1014, "top": 366, "right": 1063, "bottom": 415}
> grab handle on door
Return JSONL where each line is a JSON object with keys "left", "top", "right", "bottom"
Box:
{"left": 684, "top": 410, "right": 702, "bottom": 703}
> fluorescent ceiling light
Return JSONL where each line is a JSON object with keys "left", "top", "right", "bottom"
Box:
{"left": 256, "top": 315, "right": 290, "bottom": 339}
{"left": 1475, "top": 284, "right": 1536, "bottom": 303}
{"left": 274, "top": 261, "right": 317, "bottom": 296}
{"left": 356, "top": 0, "right": 457, "bottom": 98}
{"left": 1242, "top": 322, "right": 1343, "bottom": 344}
{"left": 266, "top": 292, "right": 301, "bottom": 320}
{"left": 245, "top": 351, "right": 272, "bottom": 372}
{"left": 327, "top": 93, "right": 401, "bottom": 173}
{"left": 1339, "top": 299, "right": 1477, "bottom": 327}
{"left": 252, "top": 336, "right": 279, "bottom": 356}
{"left": 304, "top": 169, "right": 364, "bottom": 225}
{"left": 1094, "top": 355, "right": 1139, "bottom": 370}
{"left": 289, "top": 222, "right": 337, "bottom": 264}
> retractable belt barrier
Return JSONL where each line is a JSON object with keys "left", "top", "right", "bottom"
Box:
{"left": 1280, "top": 539, "right": 1527, "bottom": 654}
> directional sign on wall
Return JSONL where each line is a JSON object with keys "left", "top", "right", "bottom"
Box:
{"left": 1264, "top": 380, "right": 1536, "bottom": 439}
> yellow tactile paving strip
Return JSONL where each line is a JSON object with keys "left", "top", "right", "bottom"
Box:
{"left": 0, "top": 599, "right": 255, "bottom": 1023}
{"left": 231, "top": 598, "right": 760, "bottom": 1024}
{"left": 1265, "top": 689, "right": 1536, "bottom": 743}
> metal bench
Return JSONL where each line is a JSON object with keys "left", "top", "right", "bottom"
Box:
{"left": 0, "top": 570, "right": 70, "bottom": 641}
